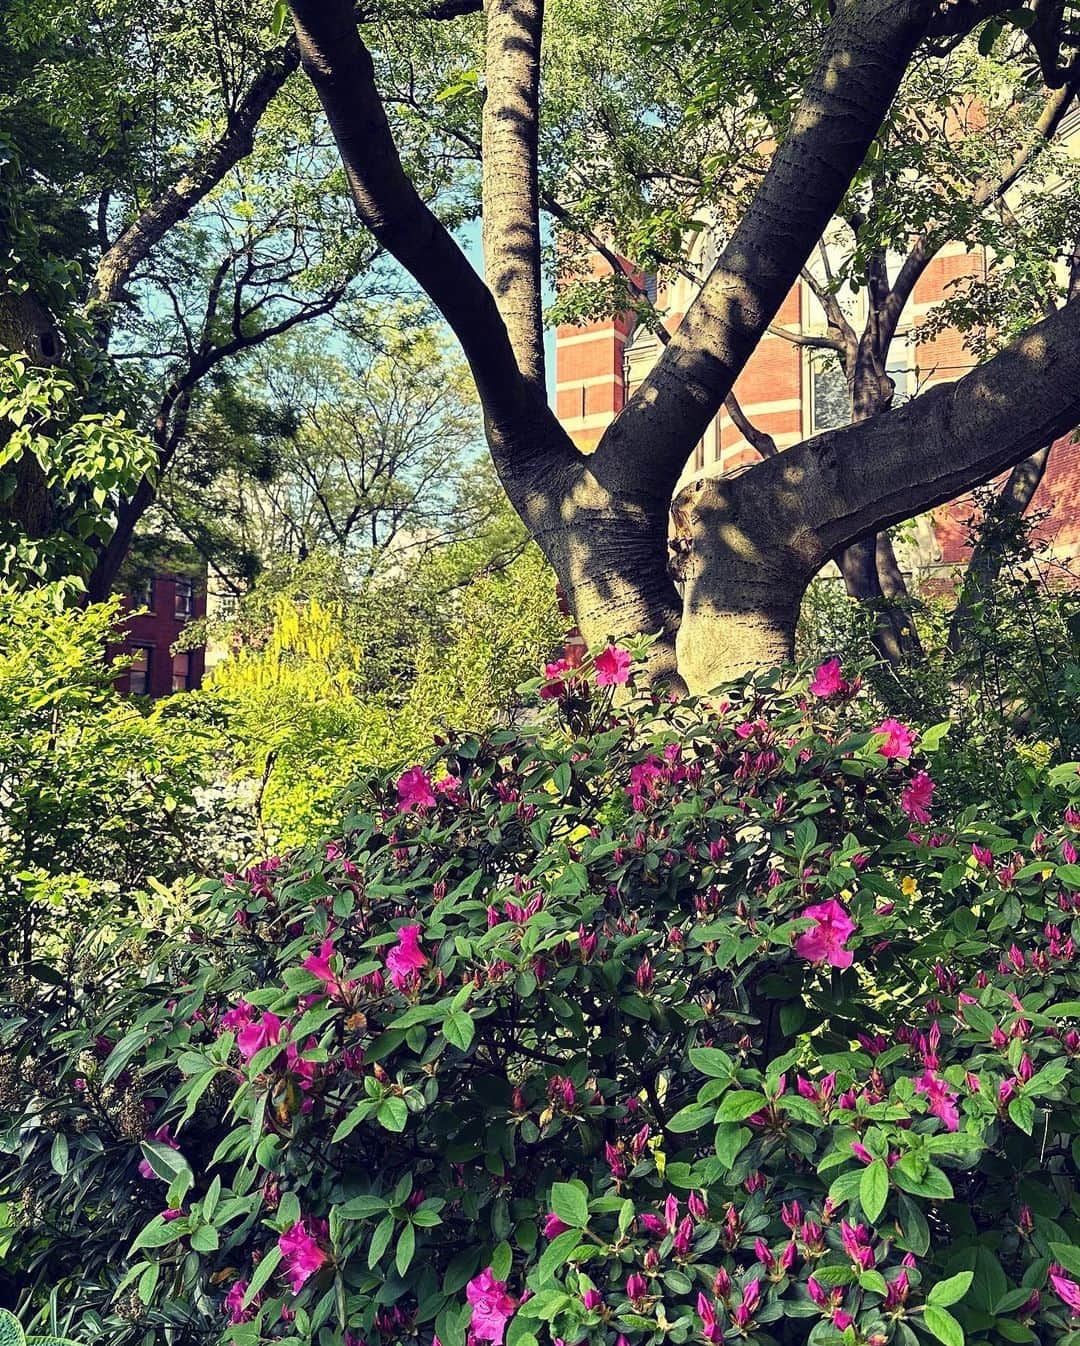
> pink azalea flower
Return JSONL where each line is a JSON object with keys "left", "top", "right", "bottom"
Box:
{"left": 224, "top": 1278, "right": 258, "bottom": 1323}
{"left": 794, "top": 899, "right": 857, "bottom": 969}
{"left": 138, "top": 1125, "right": 180, "bottom": 1180}
{"left": 1050, "top": 1266, "right": 1080, "bottom": 1315}
{"left": 278, "top": 1218, "right": 329, "bottom": 1294}
{"left": 220, "top": 999, "right": 256, "bottom": 1033}
{"left": 386, "top": 924, "right": 428, "bottom": 990}
{"left": 594, "top": 644, "right": 631, "bottom": 687}
{"left": 539, "top": 657, "right": 572, "bottom": 700}
{"left": 396, "top": 766, "right": 436, "bottom": 811}
{"left": 302, "top": 938, "right": 355, "bottom": 1000}
{"left": 542, "top": 1212, "right": 569, "bottom": 1238}
{"left": 809, "top": 657, "right": 844, "bottom": 698}
{"left": 237, "top": 1011, "right": 283, "bottom": 1063}
{"left": 465, "top": 1268, "right": 518, "bottom": 1345}
{"left": 873, "top": 718, "right": 916, "bottom": 760}
{"left": 901, "top": 771, "right": 935, "bottom": 824}
{"left": 914, "top": 1068, "right": 960, "bottom": 1132}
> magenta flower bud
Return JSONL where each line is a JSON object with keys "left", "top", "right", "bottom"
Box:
{"left": 512, "top": 1087, "right": 526, "bottom": 1113}
{"left": 630, "top": 1124, "right": 651, "bottom": 1158}
{"left": 664, "top": 1194, "right": 679, "bottom": 1231}
{"left": 972, "top": 844, "right": 993, "bottom": 867}
{"left": 754, "top": 1237, "right": 774, "bottom": 1269}
{"left": 808, "top": 1276, "right": 828, "bottom": 1306}
{"left": 604, "top": 1141, "right": 627, "bottom": 1179}
{"left": 626, "top": 1273, "right": 648, "bottom": 1303}
{"left": 674, "top": 1216, "right": 694, "bottom": 1256}
{"left": 643, "top": 1247, "right": 659, "bottom": 1270}
{"left": 834, "top": 1310, "right": 854, "bottom": 1330}
{"left": 638, "top": 1212, "right": 665, "bottom": 1237}
{"left": 560, "top": 1078, "right": 576, "bottom": 1109}
{"left": 543, "top": 1213, "right": 568, "bottom": 1239}
{"left": 688, "top": 1191, "right": 708, "bottom": 1222}
{"left": 581, "top": 1289, "right": 602, "bottom": 1311}
{"left": 1018, "top": 1053, "right": 1034, "bottom": 1082}
{"left": 781, "top": 1201, "right": 801, "bottom": 1230}
{"left": 713, "top": 1267, "right": 732, "bottom": 1299}
{"left": 779, "top": 1240, "right": 796, "bottom": 1273}
{"left": 851, "top": 1142, "right": 873, "bottom": 1165}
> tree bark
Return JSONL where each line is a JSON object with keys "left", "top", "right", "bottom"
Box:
{"left": 674, "top": 298, "right": 1080, "bottom": 689}
{"left": 481, "top": 0, "right": 546, "bottom": 391}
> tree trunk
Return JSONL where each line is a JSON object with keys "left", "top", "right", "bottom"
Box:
{"left": 670, "top": 475, "right": 811, "bottom": 691}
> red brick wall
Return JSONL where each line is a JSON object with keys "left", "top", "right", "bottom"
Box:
{"left": 111, "top": 572, "right": 207, "bottom": 697}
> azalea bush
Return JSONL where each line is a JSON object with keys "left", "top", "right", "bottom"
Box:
{"left": 5, "top": 645, "right": 1080, "bottom": 1346}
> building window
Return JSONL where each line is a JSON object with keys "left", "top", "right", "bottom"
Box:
{"left": 171, "top": 651, "right": 193, "bottom": 693}
{"left": 175, "top": 577, "right": 194, "bottom": 619}
{"left": 809, "top": 356, "right": 851, "bottom": 433}
{"left": 131, "top": 575, "right": 155, "bottom": 611}
{"left": 129, "top": 645, "right": 152, "bottom": 695}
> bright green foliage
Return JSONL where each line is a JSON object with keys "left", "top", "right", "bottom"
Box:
{"left": 5, "top": 651, "right": 1080, "bottom": 1344}
{"left": 798, "top": 503, "right": 1080, "bottom": 810}
{"left": 202, "top": 543, "right": 562, "bottom": 846}
{"left": 0, "top": 353, "right": 155, "bottom": 583}
{"left": 0, "top": 584, "right": 238, "bottom": 956}
{"left": 0, "top": 1307, "right": 79, "bottom": 1346}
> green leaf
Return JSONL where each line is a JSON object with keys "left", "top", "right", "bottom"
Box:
{"left": 536, "top": 1228, "right": 582, "bottom": 1284}
{"left": 444, "top": 1010, "right": 475, "bottom": 1052}
{"left": 923, "top": 1304, "right": 964, "bottom": 1346}
{"left": 666, "top": 1103, "right": 714, "bottom": 1132}
{"left": 49, "top": 1132, "right": 69, "bottom": 1177}
{"left": 491, "top": 1241, "right": 513, "bottom": 1281}
{"left": 138, "top": 1139, "right": 192, "bottom": 1187}
{"left": 714, "top": 1090, "right": 767, "bottom": 1122}
{"left": 920, "top": 721, "right": 951, "bottom": 752}
{"left": 1008, "top": 1095, "right": 1035, "bottom": 1135}
{"left": 377, "top": 1096, "right": 409, "bottom": 1132}
{"left": 131, "top": 1216, "right": 186, "bottom": 1251}
{"left": 1051, "top": 1244, "right": 1080, "bottom": 1279}
{"left": 369, "top": 1213, "right": 396, "bottom": 1268}
{"left": 688, "top": 1045, "right": 734, "bottom": 1078}
{"left": 549, "top": 1181, "right": 589, "bottom": 1228}
{"left": 928, "top": 1271, "right": 973, "bottom": 1308}
{"left": 243, "top": 1244, "right": 282, "bottom": 1306}
{"left": 190, "top": 1224, "right": 220, "bottom": 1253}
{"left": 396, "top": 1222, "right": 416, "bottom": 1277}
{"left": 0, "top": 1311, "right": 25, "bottom": 1346}
{"left": 860, "top": 1159, "right": 889, "bottom": 1224}
{"left": 332, "top": 1099, "right": 376, "bottom": 1143}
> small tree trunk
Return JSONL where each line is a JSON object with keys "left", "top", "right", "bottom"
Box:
{"left": 947, "top": 445, "right": 1052, "bottom": 655}
{"left": 836, "top": 536, "right": 920, "bottom": 664}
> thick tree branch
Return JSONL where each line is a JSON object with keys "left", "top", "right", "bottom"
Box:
{"left": 482, "top": 0, "right": 546, "bottom": 389}
{"left": 287, "top": 0, "right": 575, "bottom": 497}
{"left": 737, "top": 298, "right": 1080, "bottom": 561}
{"left": 593, "top": 0, "right": 937, "bottom": 494}
{"left": 87, "top": 38, "right": 300, "bottom": 312}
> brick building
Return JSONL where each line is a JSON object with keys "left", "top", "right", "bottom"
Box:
{"left": 555, "top": 237, "right": 1080, "bottom": 577}
{"left": 112, "top": 569, "right": 207, "bottom": 697}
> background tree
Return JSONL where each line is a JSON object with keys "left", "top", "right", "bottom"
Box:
{"left": 150, "top": 307, "right": 498, "bottom": 584}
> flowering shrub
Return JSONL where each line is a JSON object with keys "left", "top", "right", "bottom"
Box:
{"left": 5, "top": 647, "right": 1080, "bottom": 1346}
